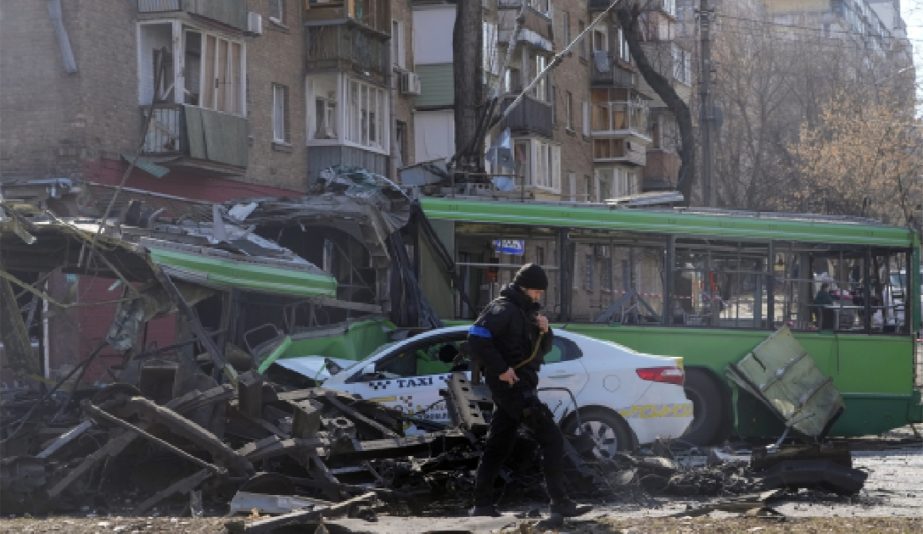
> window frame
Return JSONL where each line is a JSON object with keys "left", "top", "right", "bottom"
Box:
{"left": 137, "top": 21, "right": 247, "bottom": 117}
{"left": 391, "top": 19, "right": 405, "bottom": 69}
{"left": 272, "top": 83, "right": 290, "bottom": 144}
{"left": 268, "top": 0, "right": 285, "bottom": 26}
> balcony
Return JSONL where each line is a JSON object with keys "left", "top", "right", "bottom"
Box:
{"left": 643, "top": 149, "right": 681, "bottom": 190}
{"left": 137, "top": 0, "right": 248, "bottom": 32}
{"left": 593, "top": 138, "right": 647, "bottom": 166}
{"left": 141, "top": 104, "right": 248, "bottom": 171}
{"left": 498, "top": 94, "right": 553, "bottom": 138}
{"left": 306, "top": 24, "right": 388, "bottom": 82}
{"left": 590, "top": 51, "right": 637, "bottom": 87}
{"left": 591, "top": 100, "right": 650, "bottom": 140}
{"left": 304, "top": 0, "right": 390, "bottom": 35}
{"left": 497, "top": 1, "right": 553, "bottom": 47}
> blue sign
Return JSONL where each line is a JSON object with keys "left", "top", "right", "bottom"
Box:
{"left": 492, "top": 240, "right": 525, "bottom": 256}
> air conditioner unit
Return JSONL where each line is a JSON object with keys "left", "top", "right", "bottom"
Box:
{"left": 400, "top": 71, "right": 422, "bottom": 96}
{"left": 247, "top": 12, "right": 263, "bottom": 35}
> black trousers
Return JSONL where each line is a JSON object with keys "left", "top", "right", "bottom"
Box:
{"left": 472, "top": 391, "right": 568, "bottom": 507}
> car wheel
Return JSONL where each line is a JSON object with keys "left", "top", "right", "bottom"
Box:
{"left": 563, "top": 407, "right": 635, "bottom": 459}
{"left": 681, "top": 368, "right": 725, "bottom": 446}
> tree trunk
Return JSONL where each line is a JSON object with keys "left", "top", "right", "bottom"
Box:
{"left": 452, "top": 0, "right": 484, "bottom": 173}
{"left": 615, "top": 6, "right": 695, "bottom": 204}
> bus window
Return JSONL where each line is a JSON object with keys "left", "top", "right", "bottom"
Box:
{"left": 671, "top": 239, "right": 770, "bottom": 329}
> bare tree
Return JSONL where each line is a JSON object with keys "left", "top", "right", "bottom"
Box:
{"left": 790, "top": 90, "right": 923, "bottom": 230}
{"left": 616, "top": 2, "right": 696, "bottom": 203}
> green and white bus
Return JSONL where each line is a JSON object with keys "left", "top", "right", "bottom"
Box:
{"left": 417, "top": 196, "right": 923, "bottom": 444}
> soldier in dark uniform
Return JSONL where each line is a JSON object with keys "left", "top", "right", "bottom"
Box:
{"left": 467, "top": 263, "right": 592, "bottom": 519}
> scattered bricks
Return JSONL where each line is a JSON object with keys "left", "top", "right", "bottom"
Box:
{"left": 237, "top": 370, "right": 264, "bottom": 419}
{"left": 291, "top": 399, "right": 323, "bottom": 438}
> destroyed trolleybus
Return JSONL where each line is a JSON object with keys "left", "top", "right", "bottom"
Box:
{"left": 416, "top": 197, "right": 923, "bottom": 444}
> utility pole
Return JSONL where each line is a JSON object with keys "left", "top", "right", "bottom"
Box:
{"left": 699, "top": 0, "right": 715, "bottom": 207}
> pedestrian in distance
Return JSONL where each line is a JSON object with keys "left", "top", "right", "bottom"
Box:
{"left": 466, "top": 263, "right": 592, "bottom": 519}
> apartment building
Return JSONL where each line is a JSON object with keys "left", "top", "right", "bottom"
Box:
{"left": 0, "top": 0, "right": 316, "bottom": 201}
{"left": 0, "top": 0, "right": 417, "bottom": 369}
{"left": 1, "top": 0, "right": 417, "bottom": 196}
{"left": 408, "top": 1, "right": 690, "bottom": 202}
{"left": 763, "top": 0, "right": 914, "bottom": 74}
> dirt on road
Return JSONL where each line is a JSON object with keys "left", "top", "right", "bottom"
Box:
{"left": 3, "top": 431, "right": 920, "bottom": 534}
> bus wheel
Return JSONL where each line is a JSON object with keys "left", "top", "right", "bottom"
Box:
{"left": 563, "top": 407, "right": 636, "bottom": 458}
{"left": 681, "top": 369, "right": 725, "bottom": 445}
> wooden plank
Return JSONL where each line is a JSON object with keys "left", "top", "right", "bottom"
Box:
{"left": 240, "top": 491, "right": 376, "bottom": 534}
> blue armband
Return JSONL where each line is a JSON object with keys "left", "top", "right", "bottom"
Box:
{"left": 468, "top": 325, "right": 492, "bottom": 338}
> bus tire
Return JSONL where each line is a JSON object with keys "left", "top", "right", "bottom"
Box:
{"left": 562, "top": 407, "right": 636, "bottom": 458}
{"left": 682, "top": 369, "right": 725, "bottom": 445}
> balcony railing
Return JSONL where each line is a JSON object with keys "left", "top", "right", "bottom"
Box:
{"left": 303, "top": 0, "right": 390, "bottom": 34}
{"left": 137, "top": 0, "right": 248, "bottom": 31}
{"left": 590, "top": 51, "right": 637, "bottom": 87}
{"left": 141, "top": 104, "right": 248, "bottom": 169}
{"left": 497, "top": 1, "right": 553, "bottom": 42}
{"left": 591, "top": 100, "right": 650, "bottom": 137}
{"left": 593, "top": 138, "right": 647, "bottom": 166}
{"left": 498, "top": 94, "right": 553, "bottom": 138}
{"left": 306, "top": 24, "right": 388, "bottom": 80}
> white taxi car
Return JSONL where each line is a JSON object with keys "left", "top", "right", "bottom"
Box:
{"left": 274, "top": 326, "right": 693, "bottom": 456}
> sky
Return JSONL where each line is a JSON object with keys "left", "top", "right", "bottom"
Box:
{"left": 902, "top": 1, "right": 923, "bottom": 113}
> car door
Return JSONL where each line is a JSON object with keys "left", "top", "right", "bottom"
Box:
{"left": 537, "top": 334, "right": 589, "bottom": 421}
{"left": 338, "top": 333, "right": 466, "bottom": 433}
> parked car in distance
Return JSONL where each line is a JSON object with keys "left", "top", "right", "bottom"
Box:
{"left": 274, "top": 326, "right": 693, "bottom": 457}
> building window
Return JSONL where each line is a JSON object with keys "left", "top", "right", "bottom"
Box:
{"left": 662, "top": 0, "right": 677, "bottom": 18}
{"left": 581, "top": 100, "right": 589, "bottom": 136}
{"left": 505, "top": 63, "right": 522, "bottom": 93}
{"left": 584, "top": 175, "right": 592, "bottom": 202}
{"left": 272, "top": 83, "right": 290, "bottom": 143}
{"left": 309, "top": 76, "right": 338, "bottom": 140}
{"left": 514, "top": 140, "right": 531, "bottom": 182}
{"left": 562, "top": 11, "right": 571, "bottom": 45}
{"left": 391, "top": 19, "right": 405, "bottom": 68}
{"left": 346, "top": 78, "right": 387, "bottom": 151}
{"left": 269, "top": 0, "right": 285, "bottom": 25}
{"left": 529, "top": 0, "right": 550, "bottom": 15}
{"left": 138, "top": 23, "right": 246, "bottom": 116}
{"left": 533, "top": 55, "right": 548, "bottom": 101}
{"left": 565, "top": 90, "right": 574, "bottom": 130}
{"left": 550, "top": 85, "right": 557, "bottom": 124}
{"left": 618, "top": 28, "right": 631, "bottom": 63}
{"left": 568, "top": 171, "right": 576, "bottom": 201}
{"left": 191, "top": 30, "right": 245, "bottom": 115}
{"left": 395, "top": 120, "right": 408, "bottom": 168}
{"left": 592, "top": 28, "right": 608, "bottom": 53}
{"left": 672, "top": 44, "right": 691, "bottom": 84}
{"left": 531, "top": 140, "right": 560, "bottom": 191}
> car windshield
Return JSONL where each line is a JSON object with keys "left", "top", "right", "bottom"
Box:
{"left": 336, "top": 339, "right": 403, "bottom": 375}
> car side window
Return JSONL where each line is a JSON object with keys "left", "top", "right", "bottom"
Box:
{"left": 543, "top": 336, "right": 583, "bottom": 364}
{"left": 372, "top": 338, "right": 463, "bottom": 379}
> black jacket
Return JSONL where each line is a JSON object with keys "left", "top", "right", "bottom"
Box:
{"left": 467, "top": 284, "right": 553, "bottom": 393}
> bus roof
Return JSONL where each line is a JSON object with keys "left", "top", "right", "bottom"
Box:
{"left": 421, "top": 197, "right": 917, "bottom": 248}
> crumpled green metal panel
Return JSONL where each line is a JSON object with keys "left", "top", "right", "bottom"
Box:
{"left": 727, "top": 326, "right": 844, "bottom": 439}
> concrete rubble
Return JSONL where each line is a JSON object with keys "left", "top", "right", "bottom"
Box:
{"left": 0, "top": 172, "right": 875, "bottom": 532}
